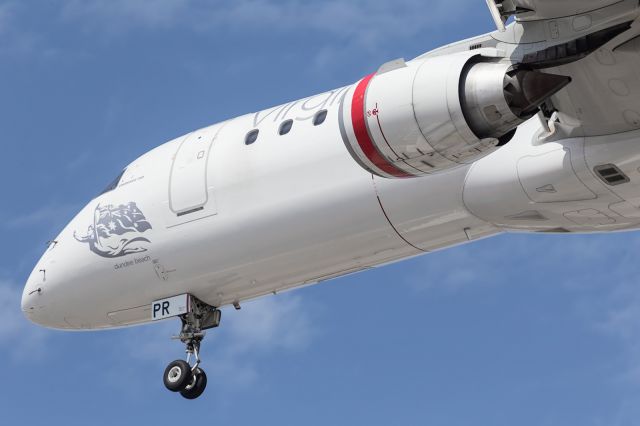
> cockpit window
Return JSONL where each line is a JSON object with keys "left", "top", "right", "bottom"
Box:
{"left": 100, "top": 169, "right": 126, "bottom": 195}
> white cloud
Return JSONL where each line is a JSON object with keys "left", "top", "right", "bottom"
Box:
{"left": 549, "top": 235, "right": 640, "bottom": 387}
{"left": 593, "top": 275, "right": 640, "bottom": 384}
{"left": 198, "top": 0, "right": 441, "bottom": 44}
{"left": 211, "top": 295, "right": 316, "bottom": 391}
{"left": 0, "top": 3, "right": 13, "bottom": 34}
{"left": 403, "top": 233, "right": 640, "bottom": 389}
{"left": 0, "top": 284, "right": 24, "bottom": 340}
{"left": 61, "top": 0, "right": 191, "bottom": 30}
{"left": 0, "top": 281, "right": 48, "bottom": 361}
{"left": 59, "top": 0, "right": 476, "bottom": 46}
{"left": 223, "top": 295, "right": 314, "bottom": 353}
{"left": 0, "top": 0, "right": 483, "bottom": 71}
{"left": 0, "top": 2, "right": 47, "bottom": 56}
{"left": 4, "top": 202, "right": 79, "bottom": 232}
{"left": 405, "top": 233, "right": 621, "bottom": 293}
{"left": 403, "top": 235, "right": 523, "bottom": 293}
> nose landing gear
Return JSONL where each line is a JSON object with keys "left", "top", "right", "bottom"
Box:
{"left": 162, "top": 295, "right": 221, "bottom": 400}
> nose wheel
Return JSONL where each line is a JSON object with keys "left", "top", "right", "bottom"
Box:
{"left": 162, "top": 296, "right": 220, "bottom": 400}
{"left": 180, "top": 367, "right": 208, "bottom": 400}
{"left": 163, "top": 360, "right": 193, "bottom": 392}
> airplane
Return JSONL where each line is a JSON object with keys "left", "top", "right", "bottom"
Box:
{"left": 21, "top": 0, "right": 640, "bottom": 399}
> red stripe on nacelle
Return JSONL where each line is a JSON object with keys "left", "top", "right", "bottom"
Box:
{"left": 350, "top": 74, "right": 412, "bottom": 178}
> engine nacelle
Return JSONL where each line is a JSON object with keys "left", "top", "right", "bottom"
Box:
{"left": 338, "top": 51, "right": 571, "bottom": 178}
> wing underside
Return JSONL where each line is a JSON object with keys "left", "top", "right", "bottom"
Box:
{"left": 428, "top": 0, "right": 640, "bottom": 138}
{"left": 486, "top": 0, "right": 623, "bottom": 28}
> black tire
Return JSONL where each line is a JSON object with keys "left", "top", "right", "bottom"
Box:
{"left": 180, "top": 368, "right": 207, "bottom": 400}
{"left": 163, "top": 360, "right": 192, "bottom": 392}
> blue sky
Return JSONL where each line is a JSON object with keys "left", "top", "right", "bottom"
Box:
{"left": 1, "top": 1, "right": 640, "bottom": 424}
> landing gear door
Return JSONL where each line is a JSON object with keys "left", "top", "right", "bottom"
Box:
{"left": 166, "top": 122, "right": 225, "bottom": 227}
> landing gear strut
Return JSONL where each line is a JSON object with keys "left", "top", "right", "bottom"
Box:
{"left": 162, "top": 295, "right": 221, "bottom": 400}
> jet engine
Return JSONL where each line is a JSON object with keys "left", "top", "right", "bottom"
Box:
{"left": 339, "top": 51, "right": 571, "bottom": 178}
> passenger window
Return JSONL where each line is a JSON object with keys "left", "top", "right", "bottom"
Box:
{"left": 313, "top": 109, "right": 328, "bottom": 126}
{"left": 279, "top": 119, "right": 293, "bottom": 136}
{"left": 99, "top": 169, "right": 126, "bottom": 195}
{"left": 245, "top": 129, "right": 259, "bottom": 145}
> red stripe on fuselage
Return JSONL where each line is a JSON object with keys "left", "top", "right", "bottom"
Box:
{"left": 350, "top": 74, "right": 412, "bottom": 178}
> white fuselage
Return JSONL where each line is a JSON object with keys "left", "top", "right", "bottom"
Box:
{"left": 21, "top": 2, "right": 640, "bottom": 330}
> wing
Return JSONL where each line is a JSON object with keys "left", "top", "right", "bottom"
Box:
{"left": 486, "top": 0, "right": 624, "bottom": 30}
{"left": 425, "top": 0, "right": 640, "bottom": 138}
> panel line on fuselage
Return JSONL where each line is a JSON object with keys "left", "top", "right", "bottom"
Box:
{"left": 370, "top": 175, "right": 427, "bottom": 253}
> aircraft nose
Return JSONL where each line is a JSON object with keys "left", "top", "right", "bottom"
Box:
{"left": 21, "top": 255, "right": 72, "bottom": 329}
{"left": 21, "top": 267, "right": 47, "bottom": 325}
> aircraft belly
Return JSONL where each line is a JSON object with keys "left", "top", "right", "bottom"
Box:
{"left": 374, "top": 166, "right": 500, "bottom": 251}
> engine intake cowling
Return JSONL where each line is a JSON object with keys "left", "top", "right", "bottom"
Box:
{"left": 338, "top": 51, "right": 571, "bottom": 178}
